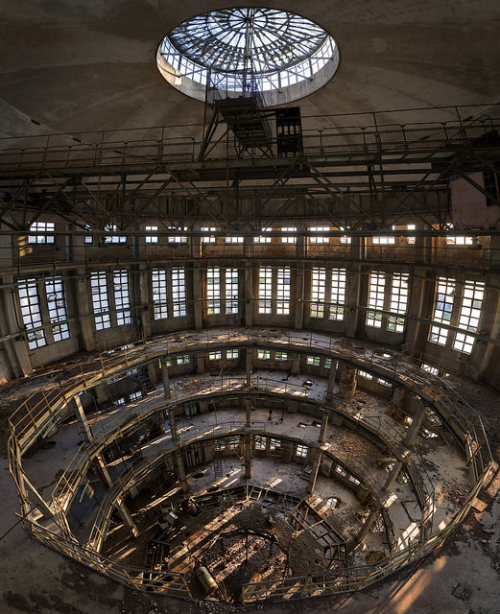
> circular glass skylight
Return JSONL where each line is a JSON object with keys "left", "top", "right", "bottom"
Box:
{"left": 156, "top": 8, "right": 339, "bottom": 106}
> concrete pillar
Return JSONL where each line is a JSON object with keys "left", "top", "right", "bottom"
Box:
{"left": 192, "top": 264, "right": 203, "bottom": 329}
{"left": 74, "top": 395, "right": 93, "bottom": 443}
{"left": 339, "top": 363, "right": 357, "bottom": 398}
{"left": 244, "top": 398, "right": 252, "bottom": 479}
{"left": 355, "top": 501, "right": 382, "bottom": 546}
{"left": 244, "top": 262, "right": 253, "bottom": 327}
{"left": 355, "top": 459, "right": 403, "bottom": 545}
{"left": 245, "top": 347, "right": 252, "bottom": 387}
{"left": 76, "top": 267, "right": 96, "bottom": 352}
{"left": 174, "top": 450, "right": 189, "bottom": 492}
{"left": 145, "top": 362, "right": 158, "bottom": 390}
{"left": 161, "top": 357, "right": 171, "bottom": 399}
{"left": 473, "top": 275, "right": 500, "bottom": 381}
{"left": 404, "top": 400, "right": 427, "bottom": 446}
{"left": 195, "top": 355, "right": 206, "bottom": 374}
{"left": 0, "top": 283, "right": 23, "bottom": 379}
{"left": 139, "top": 264, "right": 151, "bottom": 338}
{"left": 326, "top": 360, "right": 338, "bottom": 400}
{"left": 404, "top": 274, "right": 424, "bottom": 355}
{"left": 392, "top": 386, "right": 405, "bottom": 409}
{"left": 0, "top": 280, "right": 32, "bottom": 376}
{"left": 162, "top": 384, "right": 188, "bottom": 492}
{"left": 94, "top": 453, "right": 139, "bottom": 537}
{"left": 281, "top": 441, "right": 293, "bottom": 463}
{"left": 308, "top": 409, "right": 329, "bottom": 494}
{"left": 294, "top": 229, "right": 306, "bottom": 329}
{"left": 345, "top": 237, "right": 362, "bottom": 338}
{"left": 294, "top": 265, "right": 305, "bottom": 330}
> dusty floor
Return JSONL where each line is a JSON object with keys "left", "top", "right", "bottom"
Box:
{"left": 1, "top": 331, "right": 499, "bottom": 613}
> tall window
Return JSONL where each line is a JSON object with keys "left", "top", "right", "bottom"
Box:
{"left": 152, "top": 268, "right": 187, "bottom": 319}
{"left": 372, "top": 235, "right": 395, "bottom": 245}
{"left": 167, "top": 226, "right": 188, "bottom": 243}
{"left": 281, "top": 227, "right": 297, "bottom": 244}
{"left": 45, "top": 276, "right": 70, "bottom": 342}
{"left": 172, "top": 267, "right": 187, "bottom": 317}
{"left": 28, "top": 222, "right": 55, "bottom": 244}
{"left": 254, "top": 228, "right": 271, "bottom": 243}
{"left": 84, "top": 224, "right": 93, "bottom": 244}
{"left": 145, "top": 225, "right": 158, "bottom": 243}
{"left": 18, "top": 279, "right": 46, "bottom": 349}
{"left": 429, "top": 277, "right": 455, "bottom": 345}
{"left": 453, "top": 280, "right": 484, "bottom": 354}
{"left": 113, "top": 270, "right": 132, "bottom": 326}
{"left": 207, "top": 266, "right": 221, "bottom": 314}
{"left": 308, "top": 226, "right": 330, "bottom": 244}
{"left": 152, "top": 269, "right": 168, "bottom": 319}
{"left": 104, "top": 224, "right": 126, "bottom": 244}
{"left": 366, "top": 272, "right": 385, "bottom": 328}
{"left": 310, "top": 267, "right": 326, "bottom": 318}
{"left": 276, "top": 266, "right": 291, "bottom": 314}
{"left": 387, "top": 273, "right": 409, "bottom": 332}
{"left": 201, "top": 227, "right": 216, "bottom": 243}
{"left": 225, "top": 268, "right": 239, "bottom": 314}
{"left": 206, "top": 267, "right": 239, "bottom": 315}
{"left": 90, "top": 272, "right": 111, "bottom": 330}
{"left": 406, "top": 224, "right": 416, "bottom": 245}
{"left": 330, "top": 268, "right": 346, "bottom": 320}
{"left": 258, "top": 267, "right": 273, "bottom": 314}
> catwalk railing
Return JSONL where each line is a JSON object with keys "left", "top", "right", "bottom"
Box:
{"left": 0, "top": 104, "right": 498, "bottom": 174}
{"left": 7, "top": 327, "right": 493, "bottom": 601}
{"left": 49, "top": 378, "right": 431, "bottom": 522}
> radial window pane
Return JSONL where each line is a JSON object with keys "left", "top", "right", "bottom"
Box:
{"left": 157, "top": 8, "right": 339, "bottom": 106}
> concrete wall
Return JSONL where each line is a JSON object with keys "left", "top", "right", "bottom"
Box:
{"left": 1, "top": 227, "right": 499, "bottom": 390}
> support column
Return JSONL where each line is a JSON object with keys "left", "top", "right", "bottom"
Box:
{"left": 308, "top": 409, "right": 329, "bottom": 494}
{"left": 244, "top": 262, "right": 253, "bottom": 327}
{"left": 354, "top": 459, "right": 403, "bottom": 546}
{"left": 404, "top": 400, "right": 427, "bottom": 446}
{"left": 139, "top": 264, "right": 151, "bottom": 339}
{"left": 160, "top": 357, "right": 187, "bottom": 491}
{"left": 245, "top": 347, "right": 252, "bottom": 388}
{"left": 0, "top": 280, "right": 32, "bottom": 376}
{"left": 338, "top": 363, "right": 357, "bottom": 398}
{"left": 244, "top": 398, "right": 252, "bottom": 479}
{"left": 345, "top": 237, "right": 362, "bottom": 338}
{"left": 0, "top": 282, "right": 24, "bottom": 379}
{"left": 326, "top": 360, "right": 338, "bottom": 401}
{"left": 147, "top": 361, "right": 159, "bottom": 388}
{"left": 75, "top": 267, "right": 96, "bottom": 352}
{"left": 74, "top": 395, "right": 93, "bottom": 443}
{"left": 472, "top": 263, "right": 500, "bottom": 381}
{"left": 94, "top": 453, "right": 139, "bottom": 537}
{"left": 165, "top": 404, "right": 188, "bottom": 492}
{"left": 161, "top": 357, "right": 171, "bottom": 400}
{"left": 192, "top": 264, "right": 203, "bottom": 329}
{"left": 294, "top": 228, "right": 306, "bottom": 330}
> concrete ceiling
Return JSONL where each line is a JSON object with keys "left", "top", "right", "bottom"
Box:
{"left": 0, "top": 0, "right": 499, "bottom": 140}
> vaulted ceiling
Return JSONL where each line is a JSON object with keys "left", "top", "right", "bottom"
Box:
{"left": 1, "top": 0, "right": 499, "bottom": 140}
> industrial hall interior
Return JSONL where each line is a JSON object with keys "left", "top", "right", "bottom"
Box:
{"left": 0, "top": 1, "right": 500, "bottom": 613}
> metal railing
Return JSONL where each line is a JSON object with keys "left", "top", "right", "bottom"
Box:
{"left": 8, "top": 326, "right": 493, "bottom": 603}
{"left": 0, "top": 104, "right": 498, "bottom": 173}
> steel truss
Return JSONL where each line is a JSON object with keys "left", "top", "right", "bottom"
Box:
{"left": 0, "top": 105, "right": 499, "bottom": 234}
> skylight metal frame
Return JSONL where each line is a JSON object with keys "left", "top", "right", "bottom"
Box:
{"left": 158, "top": 8, "right": 338, "bottom": 104}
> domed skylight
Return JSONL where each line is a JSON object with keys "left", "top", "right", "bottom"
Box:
{"left": 156, "top": 8, "right": 339, "bottom": 106}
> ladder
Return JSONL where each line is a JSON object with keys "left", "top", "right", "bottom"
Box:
{"left": 212, "top": 444, "right": 223, "bottom": 479}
